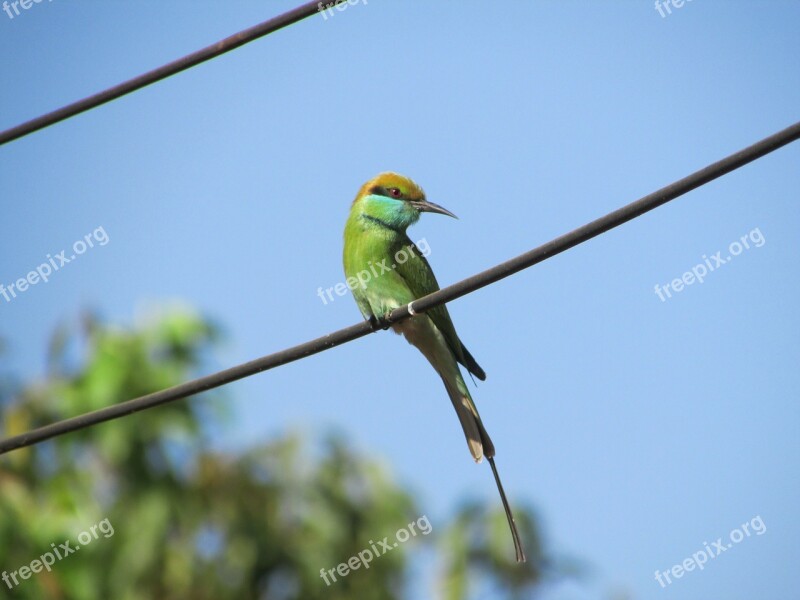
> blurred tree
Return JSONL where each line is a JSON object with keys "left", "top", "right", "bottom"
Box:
{"left": 0, "top": 310, "right": 560, "bottom": 599}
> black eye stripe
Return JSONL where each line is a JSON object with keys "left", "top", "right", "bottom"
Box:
{"left": 370, "top": 185, "right": 404, "bottom": 199}
{"left": 369, "top": 185, "right": 387, "bottom": 196}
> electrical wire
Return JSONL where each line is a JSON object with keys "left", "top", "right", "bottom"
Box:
{"left": 0, "top": 0, "right": 332, "bottom": 145}
{"left": 1, "top": 120, "right": 798, "bottom": 455}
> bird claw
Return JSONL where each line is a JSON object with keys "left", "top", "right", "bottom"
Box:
{"left": 379, "top": 312, "right": 394, "bottom": 329}
{"left": 368, "top": 314, "right": 393, "bottom": 331}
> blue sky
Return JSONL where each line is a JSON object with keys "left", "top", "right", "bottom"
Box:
{"left": 1, "top": 1, "right": 799, "bottom": 598}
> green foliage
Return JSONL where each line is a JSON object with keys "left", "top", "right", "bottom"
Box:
{"left": 0, "top": 310, "right": 557, "bottom": 599}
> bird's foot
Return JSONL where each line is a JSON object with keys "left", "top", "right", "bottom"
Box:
{"left": 379, "top": 311, "right": 395, "bottom": 329}
{"left": 368, "top": 314, "right": 393, "bottom": 331}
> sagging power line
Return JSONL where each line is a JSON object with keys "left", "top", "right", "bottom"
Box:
{"left": 1, "top": 119, "right": 798, "bottom": 455}
{"left": 0, "top": 0, "right": 332, "bottom": 145}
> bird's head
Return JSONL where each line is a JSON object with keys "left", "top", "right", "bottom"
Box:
{"left": 352, "top": 172, "right": 457, "bottom": 231}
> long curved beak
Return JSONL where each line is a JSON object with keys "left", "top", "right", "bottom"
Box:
{"left": 410, "top": 199, "right": 458, "bottom": 219}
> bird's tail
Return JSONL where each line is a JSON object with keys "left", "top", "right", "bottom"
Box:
{"left": 441, "top": 373, "right": 526, "bottom": 563}
{"left": 441, "top": 374, "right": 494, "bottom": 462}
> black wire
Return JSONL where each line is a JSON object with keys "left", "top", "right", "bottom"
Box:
{"left": 1, "top": 120, "right": 798, "bottom": 454}
{"left": 396, "top": 121, "right": 800, "bottom": 319}
{"left": 0, "top": 0, "right": 332, "bottom": 146}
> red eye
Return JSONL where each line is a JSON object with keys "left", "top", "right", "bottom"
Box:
{"left": 389, "top": 188, "right": 402, "bottom": 198}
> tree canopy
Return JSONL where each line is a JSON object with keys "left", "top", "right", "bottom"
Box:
{"left": 0, "top": 310, "right": 564, "bottom": 599}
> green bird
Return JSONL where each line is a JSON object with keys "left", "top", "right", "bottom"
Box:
{"left": 343, "top": 172, "right": 525, "bottom": 562}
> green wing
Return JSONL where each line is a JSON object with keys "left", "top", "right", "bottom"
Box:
{"left": 392, "top": 238, "right": 486, "bottom": 381}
